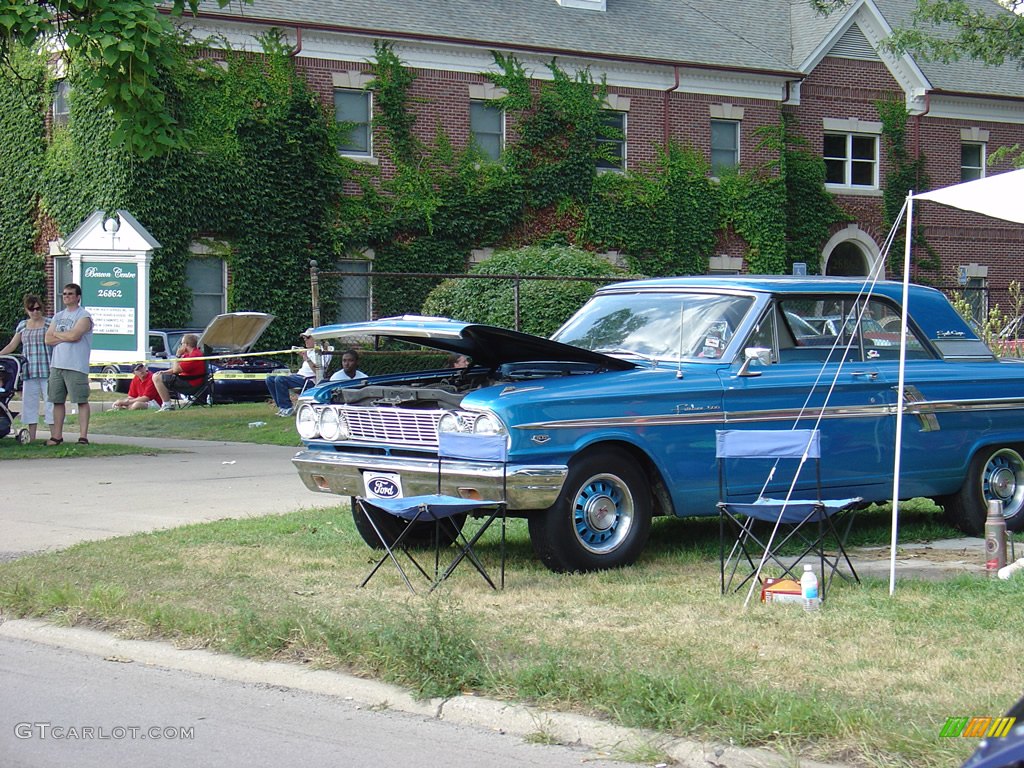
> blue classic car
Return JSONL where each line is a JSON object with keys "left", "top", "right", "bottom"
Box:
{"left": 292, "top": 277, "right": 1024, "bottom": 573}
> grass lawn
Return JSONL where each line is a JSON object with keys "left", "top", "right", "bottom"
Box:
{"left": 1, "top": 496, "right": 1019, "bottom": 768}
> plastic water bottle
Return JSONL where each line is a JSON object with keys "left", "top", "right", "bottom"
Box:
{"left": 800, "top": 564, "right": 819, "bottom": 612}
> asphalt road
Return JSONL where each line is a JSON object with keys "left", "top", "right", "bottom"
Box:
{"left": 0, "top": 631, "right": 637, "bottom": 768}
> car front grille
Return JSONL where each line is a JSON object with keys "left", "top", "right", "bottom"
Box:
{"left": 340, "top": 406, "right": 442, "bottom": 448}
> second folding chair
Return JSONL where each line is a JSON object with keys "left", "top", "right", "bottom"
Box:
{"left": 357, "top": 432, "right": 508, "bottom": 593}
{"left": 716, "top": 428, "right": 861, "bottom": 600}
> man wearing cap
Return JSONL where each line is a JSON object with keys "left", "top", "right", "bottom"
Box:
{"left": 112, "top": 364, "right": 163, "bottom": 410}
{"left": 265, "top": 328, "right": 331, "bottom": 417}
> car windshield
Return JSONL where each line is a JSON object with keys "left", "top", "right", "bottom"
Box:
{"left": 552, "top": 292, "right": 754, "bottom": 361}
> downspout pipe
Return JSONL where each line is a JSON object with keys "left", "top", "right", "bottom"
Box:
{"left": 663, "top": 65, "right": 680, "bottom": 147}
{"left": 288, "top": 27, "right": 303, "bottom": 58}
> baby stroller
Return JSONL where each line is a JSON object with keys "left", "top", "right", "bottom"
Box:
{"left": 0, "top": 354, "right": 31, "bottom": 444}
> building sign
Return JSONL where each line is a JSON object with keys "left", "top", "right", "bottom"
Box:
{"left": 81, "top": 261, "right": 138, "bottom": 351}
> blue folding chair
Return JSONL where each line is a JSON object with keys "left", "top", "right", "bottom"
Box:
{"left": 357, "top": 432, "right": 508, "bottom": 593}
{"left": 716, "top": 429, "right": 861, "bottom": 599}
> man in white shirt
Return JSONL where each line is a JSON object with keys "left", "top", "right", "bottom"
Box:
{"left": 266, "top": 328, "right": 332, "bottom": 417}
{"left": 44, "top": 283, "right": 94, "bottom": 446}
{"left": 329, "top": 349, "right": 368, "bottom": 382}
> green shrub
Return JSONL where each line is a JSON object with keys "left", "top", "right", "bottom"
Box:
{"left": 420, "top": 245, "right": 632, "bottom": 338}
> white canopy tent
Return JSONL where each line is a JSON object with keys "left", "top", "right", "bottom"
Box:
{"left": 888, "top": 169, "right": 1024, "bottom": 593}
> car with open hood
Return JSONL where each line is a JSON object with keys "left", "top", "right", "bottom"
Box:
{"left": 94, "top": 312, "right": 278, "bottom": 403}
{"left": 292, "top": 276, "right": 1024, "bottom": 573}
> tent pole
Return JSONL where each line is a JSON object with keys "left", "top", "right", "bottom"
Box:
{"left": 890, "top": 192, "right": 914, "bottom": 595}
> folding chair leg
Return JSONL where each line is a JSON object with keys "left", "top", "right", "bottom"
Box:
{"left": 430, "top": 508, "right": 504, "bottom": 592}
{"left": 357, "top": 502, "right": 432, "bottom": 593}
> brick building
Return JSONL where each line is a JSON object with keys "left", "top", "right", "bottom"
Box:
{"left": 90, "top": 0, "right": 1024, "bottom": 316}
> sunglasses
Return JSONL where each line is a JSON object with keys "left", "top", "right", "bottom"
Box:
{"left": 28, "top": 306, "right": 42, "bottom": 311}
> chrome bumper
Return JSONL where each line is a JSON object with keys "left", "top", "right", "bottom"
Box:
{"left": 292, "top": 448, "right": 568, "bottom": 511}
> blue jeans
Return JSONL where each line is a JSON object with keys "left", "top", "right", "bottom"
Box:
{"left": 266, "top": 373, "right": 310, "bottom": 409}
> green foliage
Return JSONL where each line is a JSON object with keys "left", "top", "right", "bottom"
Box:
{"left": 777, "top": 117, "right": 851, "bottom": 274}
{"left": 581, "top": 146, "right": 719, "bottom": 276}
{"left": 876, "top": 95, "right": 937, "bottom": 275}
{"left": 368, "top": 41, "right": 419, "bottom": 167}
{"left": 421, "top": 245, "right": 629, "bottom": 337}
{"left": 0, "top": 0, "right": 252, "bottom": 158}
{"left": 0, "top": 46, "right": 45, "bottom": 344}
{"left": 33, "top": 34, "right": 342, "bottom": 342}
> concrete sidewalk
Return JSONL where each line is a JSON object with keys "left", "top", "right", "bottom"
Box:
{"left": 2, "top": 432, "right": 335, "bottom": 562}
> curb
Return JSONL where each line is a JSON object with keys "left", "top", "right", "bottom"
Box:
{"left": 0, "top": 617, "right": 841, "bottom": 767}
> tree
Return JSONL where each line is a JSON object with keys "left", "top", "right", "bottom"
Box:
{"left": 0, "top": 0, "right": 251, "bottom": 158}
{"left": 811, "top": 1, "right": 1024, "bottom": 67}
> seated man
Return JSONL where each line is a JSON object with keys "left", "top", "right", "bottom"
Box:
{"left": 266, "top": 328, "right": 332, "bottom": 417}
{"left": 329, "top": 348, "right": 368, "bottom": 382}
{"left": 113, "top": 364, "right": 163, "bottom": 410}
{"left": 153, "top": 334, "right": 206, "bottom": 411}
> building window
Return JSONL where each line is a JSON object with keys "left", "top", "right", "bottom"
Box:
{"left": 824, "top": 133, "right": 878, "bottom": 188}
{"left": 596, "top": 110, "right": 626, "bottom": 172}
{"left": 470, "top": 101, "right": 503, "bottom": 161}
{"left": 710, "top": 120, "right": 739, "bottom": 174}
{"left": 53, "top": 80, "right": 70, "bottom": 127}
{"left": 336, "top": 259, "right": 371, "bottom": 324}
{"left": 961, "top": 143, "right": 985, "bottom": 182}
{"left": 186, "top": 257, "right": 226, "bottom": 327}
{"left": 334, "top": 89, "right": 371, "bottom": 156}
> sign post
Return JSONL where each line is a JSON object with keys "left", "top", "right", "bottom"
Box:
{"left": 58, "top": 210, "right": 161, "bottom": 368}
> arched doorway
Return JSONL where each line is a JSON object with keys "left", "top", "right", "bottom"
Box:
{"left": 822, "top": 225, "right": 881, "bottom": 277}
{"left": 825, "top": 242, "right": 867, "bottom": 275}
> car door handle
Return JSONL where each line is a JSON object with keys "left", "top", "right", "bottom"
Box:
{"left": 849, "top": 370, "right": 878, "bottom": 380}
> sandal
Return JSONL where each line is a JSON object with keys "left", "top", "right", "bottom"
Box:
{"left": 77, "top": 437, "right": 90, "bottom": 445}
{"left": 45, "top": 438, "right": 63, "bottom": 446}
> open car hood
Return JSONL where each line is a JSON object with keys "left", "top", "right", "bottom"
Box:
{"left": 309, "top": 315, "right": 635, "bottom": 371}
{"left": 199, "top": 312, "right": 275, "bottom": 353}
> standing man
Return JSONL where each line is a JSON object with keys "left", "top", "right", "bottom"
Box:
{"left": 266, "top": 329, "right": 332, "bottom": 417}
{"left": 45, "top": 282, "right": 94, "bottom": 446}
{"left": 152, "top": 334, "right": 205, "bottom": 411}
{"left": 329, "top": 349, "right": 368, "bottom": 382}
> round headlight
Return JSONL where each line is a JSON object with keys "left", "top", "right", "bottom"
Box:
{"left": 319, "top": 407, "right": 342, "bottom": 441}
{"left": 438, "top": 412, "right": 461, "bottom": 434}
{"left": 296, "top": 405, "right": 318, "bottom": 440}
{"left": 472, "top": 413, "right": 504, "bottom": 435}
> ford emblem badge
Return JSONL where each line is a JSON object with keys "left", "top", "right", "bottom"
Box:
{"left": 369, "top": 478, "right": 400, "bottom": 498}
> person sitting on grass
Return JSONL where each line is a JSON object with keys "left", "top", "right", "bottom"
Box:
{"left": 112, "top": 364, "right": 163, "bottom": 410}
{"left": 152, "top": 334, "right": 205, "bottom": 411}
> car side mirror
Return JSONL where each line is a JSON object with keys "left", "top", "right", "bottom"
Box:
{"left": 737, "top": 347, "right": 771, "bottom": 377}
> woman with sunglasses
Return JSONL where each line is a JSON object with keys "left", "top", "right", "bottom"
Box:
{"left": 0, "top": 294, "right": 55, "bottom": 442}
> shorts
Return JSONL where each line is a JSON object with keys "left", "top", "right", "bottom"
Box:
{"left": 48, "top": 368, "right": 91, "bottom": 404}
{"left": 163, "top": 373, "right": 203, "bottom": 395}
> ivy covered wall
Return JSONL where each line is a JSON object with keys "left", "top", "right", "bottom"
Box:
{"left": 0, "top": 48, "right": 47, "bottom": 340}
{"left": 0, "top": 37, "right": 857, "bottom": 347}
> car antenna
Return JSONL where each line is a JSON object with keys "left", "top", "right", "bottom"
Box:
{"left": 676, "top": 304, "right": 685, "bottom": 379}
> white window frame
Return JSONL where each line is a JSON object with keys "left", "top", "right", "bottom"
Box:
{"left": 470, "top": 100, "right": 504, "bottom": 161}
{"left": 186, "top": 256, "right": 227, "bottom": 327}
{"left": 710, "top": 119, "right": 740, "bottom": 175}
{"left": 53, "top": 79, "right": 70, "bottom": 127}
{"left": 596, "top": 109, "right": 626, "bottom": 173}
{"left": 334, "top": 89, "right": 372, "bottom": 157}
{"left": 336, "top": 258, "right": 372, "bottom": 324}
{"left": 960, "top": 142, "right": 986, "bottom": 182}
{"left": 823, "top": 132, "right": 879, "bottom": 190}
